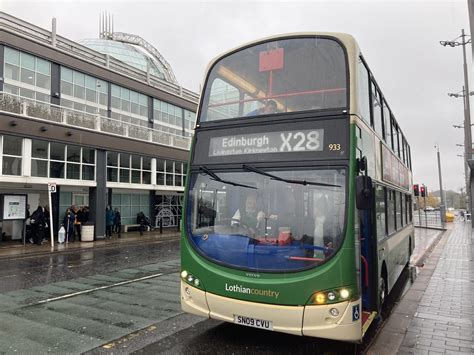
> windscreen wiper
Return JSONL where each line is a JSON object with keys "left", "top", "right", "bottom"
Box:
{"left": 199, "top": 166, "right": 256, "bottom": 189}
{"left": 242, "top": 165, "right": 341, "bottom": 188}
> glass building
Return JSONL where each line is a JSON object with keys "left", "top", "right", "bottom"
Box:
{"left": 79, "top": 38, "right": 169, "bottom": 82}
{"left": 0, "top": 12, "right": 198, "bottom": 243}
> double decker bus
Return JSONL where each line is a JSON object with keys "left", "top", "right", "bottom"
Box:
{"left": 180, "top": 33, "right": 414, "bottom": 342}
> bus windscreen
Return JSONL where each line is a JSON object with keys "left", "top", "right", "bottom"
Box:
{"left": 200, "top": 37, "right": 348, "bottom": 122}
{"left": 186, "top": 168, "right": 346, "bottom": 272}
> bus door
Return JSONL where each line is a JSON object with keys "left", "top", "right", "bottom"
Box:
{"left": 359, "top": 208, "right": 377, "bottom": 311}
{"left": 356, "top": 175, "right": 378, "bottom": 331}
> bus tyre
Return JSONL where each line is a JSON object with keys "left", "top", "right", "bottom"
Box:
{"left": 378, "top": 276, "right": 386, "bottom": 313}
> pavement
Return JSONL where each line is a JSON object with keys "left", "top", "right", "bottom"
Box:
{"left": 368, "top": 221, "right": 473, "bottom": 354}
{"left": 0, "top": 228, "right": 181, "bottom": 260}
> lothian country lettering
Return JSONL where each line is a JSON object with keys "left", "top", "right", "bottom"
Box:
{"left": 225, "top": 283, "right": 280, "bottom": 299}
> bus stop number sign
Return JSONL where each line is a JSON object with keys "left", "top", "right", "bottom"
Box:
{"left": 48, "top": 183, "right": 57, "bottom": 193}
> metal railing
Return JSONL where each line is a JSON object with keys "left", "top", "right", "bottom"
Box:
{"left": 0, "top": 12, "right": 199, "bottom": 103}
{"left": 0, "top": 92, "right": 191, "bottom": 150}
{"left": 413, "top": 210, "right": 444, "bottom": 229}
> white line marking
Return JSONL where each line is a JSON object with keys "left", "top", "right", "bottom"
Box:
{"left": 35, "top": 273, "right": 164, "bottom": 305}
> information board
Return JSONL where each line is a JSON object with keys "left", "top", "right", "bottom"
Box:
{"left": 209, "top": 129, "right": 324, "bottom": 157}
{"left": 193, "top": 116, "right": 349, "bottom": 165}
{"left": 3, "top": 195, "right": 27, "bottom": 220}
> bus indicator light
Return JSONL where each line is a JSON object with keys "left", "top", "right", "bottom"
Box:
{"left": 315, "top": 293, "right": 326, "bottom": 304}
{"left": 181, "top": 270, "right": 188, "bottom": 279}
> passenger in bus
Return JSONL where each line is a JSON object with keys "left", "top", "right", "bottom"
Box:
{"left": 246, "top": 100, "right": 277, "bottom": 116}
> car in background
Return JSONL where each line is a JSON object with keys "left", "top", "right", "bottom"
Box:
{"left": 445, "top": 212, "right": 455, "bottom": 222}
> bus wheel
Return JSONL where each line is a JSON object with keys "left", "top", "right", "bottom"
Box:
{"left": 406, "top": 239, "right": 412, "bottom": 267}
{"left": 378, "top": 273, "right": 387, "bottom": 314}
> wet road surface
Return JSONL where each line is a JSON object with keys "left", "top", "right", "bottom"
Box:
{"left": 0, "top": 239, "right": 179, "bottom": 293}
{"left": 0, "top": 227, "right": 443, "bottom": 354}
{"left": 0, "top": 259, "right": 182, "bottom": 353}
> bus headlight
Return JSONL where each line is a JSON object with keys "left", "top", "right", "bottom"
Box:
{"left": 308, "top": 287, "right": 354, "bottom": 305}
{"left": 181, "top": 270, "right": 203, "bottom": 289}
{"left": 340, "top": 289, "right": 350, "bottom": 299}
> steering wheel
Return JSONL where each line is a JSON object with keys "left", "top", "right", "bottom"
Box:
{"left": 221, "top": 218, "right": 255, "bottom": 236}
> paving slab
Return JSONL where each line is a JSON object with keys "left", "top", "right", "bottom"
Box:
{"left": 368, "top": 221, "right": 474, "bottom": 354}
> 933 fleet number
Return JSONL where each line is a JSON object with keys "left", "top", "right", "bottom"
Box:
{"left": 328, "top": 143, "right": 341, "bottom": 151}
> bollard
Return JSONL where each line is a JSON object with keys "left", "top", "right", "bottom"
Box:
{"left": 177, "top": 216, "right": 180, "bottom": 232}
{"left": 159, "top": 217, "right": 163, "bottom": 234}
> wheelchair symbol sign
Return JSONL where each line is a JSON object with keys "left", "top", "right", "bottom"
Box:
{"left": 352, "top": 304, "right": 360, "bottom": 321}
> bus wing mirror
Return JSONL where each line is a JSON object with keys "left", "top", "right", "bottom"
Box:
{"left": 356, "top": 175, "right": 373, "bottom": 210}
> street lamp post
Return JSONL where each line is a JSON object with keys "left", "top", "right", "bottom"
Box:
{"left": 434, "top": 144, "right": 446, "bottom": 228}
{"left": 441, "top": 29, "right": 472, "bottom": 223}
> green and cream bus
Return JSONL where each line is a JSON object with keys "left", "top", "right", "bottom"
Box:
{"left": 180, "top": 33, "right": 414, "bottom": 342}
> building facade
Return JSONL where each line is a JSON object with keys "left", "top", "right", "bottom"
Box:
{"left": 0, "top": 12, "right": 198, "bottom": 242}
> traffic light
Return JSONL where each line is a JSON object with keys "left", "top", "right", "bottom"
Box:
{"left": 420, "top": 185, "right": 426, "bottom": 197}
{"left": 413, "top": 184, "right": 419, "bottom": 196}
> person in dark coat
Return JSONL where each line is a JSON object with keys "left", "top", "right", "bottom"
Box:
{"left": 82, "top": 206, "right": 90, "bottom": 224}
{"left": 113, "top": 208, "right": 121, "bottom": 238}
{"left": 137, "top": 211, "right": 146, "bottom": 236}
{"left": 63, "top": 208, "right": 75, "bottom": 242}
{"left": 105, "top": 206, "right": 115, "bottom": 239}
{"left": 72, "top": 205, "right": 83, "bottom": 242}
{"left": 42, "top": 206, "right": 50, "bottom": 244}
{"left": 30, "top": 206, "right": 45, "bottom": 245}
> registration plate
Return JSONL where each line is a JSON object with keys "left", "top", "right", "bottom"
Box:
{"left": 233, "top": 314, "right": 273, "bottom": 330}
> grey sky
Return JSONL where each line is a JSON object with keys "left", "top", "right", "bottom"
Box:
{"left": 3, "top": 0, "right": 471, "bottom": 193}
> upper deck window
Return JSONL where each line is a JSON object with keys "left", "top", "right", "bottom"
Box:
{"left": 200, "top": 37, "right": 348, "bottom": 122}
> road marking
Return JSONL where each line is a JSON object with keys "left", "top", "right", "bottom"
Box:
{"left": 102, "top": 325, "right": 157, "bottom": 349}
{"left": 35, "top": 273, "right": 164, "bottom": 305}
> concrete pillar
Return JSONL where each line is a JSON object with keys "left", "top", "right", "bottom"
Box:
{"left": 89, "top": 149, "right": 107, "bottom": 239}
{"left": 0, "top": 45, "right": 4, "bottom": 92}
{"left": 107, "top": 82, "right": 112, "bottom": 118}
{"left": 151, "top": 158, "right": 157, "bottom": 185}
{"left": 471, "top": 169, "right": 474, "bottom": 228}
{"left": 22, "top": 138, "right": 32, "bottom": 177}
{"left": 149, "top": 190, "right": 155, "bottom": 224}
{"left": 148, "top": 96, "right": 154, "bottom": 129}
{"left": 50, "top": 63, "right": 61, "bottom": 106}
{"left": 52, "top": 185, "right": 60, "bottom": 235}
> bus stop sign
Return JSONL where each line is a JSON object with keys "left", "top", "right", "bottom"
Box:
{"left": 48, "top": 183, "right": 57, "bottom": 193}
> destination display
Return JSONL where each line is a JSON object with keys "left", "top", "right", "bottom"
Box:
{"left": 209, "top": 129, "right": 324, "bottom": 157}
{"left": 192, "top": 116, "right": 350, "bottom": 165}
